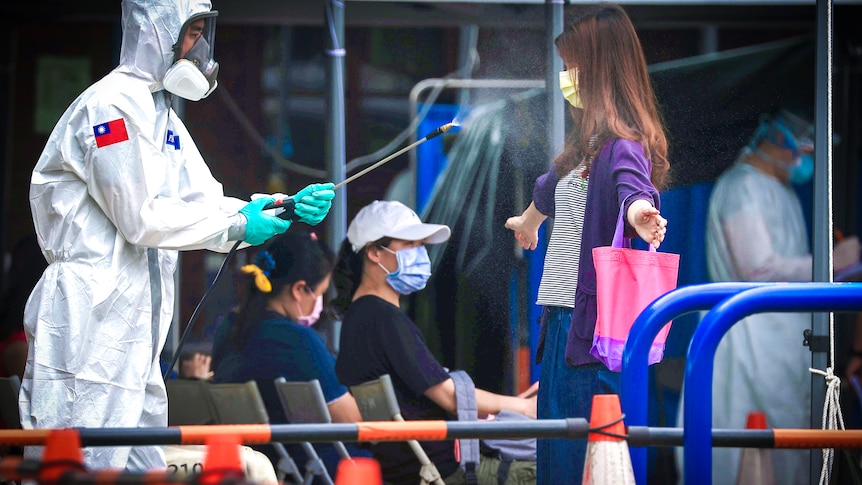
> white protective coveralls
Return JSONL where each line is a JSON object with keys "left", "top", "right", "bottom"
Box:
{"left": 22, "top": 0, "right": 248, "bottom": 471}
{"left": 677, "top": 160, "right": 812, "bottom": 485}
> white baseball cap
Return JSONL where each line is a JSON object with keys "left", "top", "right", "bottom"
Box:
{"left": 347, "top": 200, "right": 451, "bottom": 252}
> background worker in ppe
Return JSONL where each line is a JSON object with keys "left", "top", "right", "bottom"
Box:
{"left": 676, "top": 109, "right": 859, "bottom": 484}
{"left": 21, "top": 0, "right": 334, "bottom": 472}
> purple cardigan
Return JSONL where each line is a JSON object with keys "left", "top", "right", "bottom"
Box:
{"left": 533, "top": 138, "right": 659, "bottom": 366}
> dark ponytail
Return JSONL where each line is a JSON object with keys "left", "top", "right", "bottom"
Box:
{"left": 330, "top": 238, "right": 363, "bottom": 318}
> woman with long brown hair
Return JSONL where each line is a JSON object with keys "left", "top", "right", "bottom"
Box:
{"left": 505, "top": 3, "right": 668, "bottom": 481}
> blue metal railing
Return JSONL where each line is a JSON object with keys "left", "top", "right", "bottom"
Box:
{"left": 683, "top": 282, "right": 862, "bottom": 484}
{"left": 620, "top": 282, "right": 766, "bottom": 484}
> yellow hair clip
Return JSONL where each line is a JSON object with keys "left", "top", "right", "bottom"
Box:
{"left": 241, "top": 264, "right": 273, "bottom": 293}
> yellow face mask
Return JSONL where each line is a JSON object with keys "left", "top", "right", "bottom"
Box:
{"left": 558, "top": 68, "right": 583, "bottom": 109}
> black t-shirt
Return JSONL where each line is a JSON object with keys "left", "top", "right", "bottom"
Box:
{"left": 335, "top": 295, "right": 456, "bottom": 485}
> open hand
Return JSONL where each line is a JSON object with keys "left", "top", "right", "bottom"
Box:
{"left": 505, "top": 215, "right": 540, "bottom": 250}
{"left": 629, "top": 200, "right": 667, "bottom": 249}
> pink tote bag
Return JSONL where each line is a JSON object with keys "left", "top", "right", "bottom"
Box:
{"left": 590, "top": 204, "right": 680, "bottom": 372}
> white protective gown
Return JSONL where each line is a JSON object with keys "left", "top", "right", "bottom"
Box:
{"left": 678, "top": 160, "right": 812, "bottom": 484}
{"left": 22, "top": 0, "right": 248, "bottom": 471}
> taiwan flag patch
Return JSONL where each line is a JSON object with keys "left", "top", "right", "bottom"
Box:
{"left": 93, "top": 118, "right": 129, "bottom": 148}
{"left": 166, "top": 130, "right": 180, "bottom": 150}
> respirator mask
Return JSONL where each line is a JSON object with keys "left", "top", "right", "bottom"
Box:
{"left": 164, "top": 12, "right": 219, "bottom": 101}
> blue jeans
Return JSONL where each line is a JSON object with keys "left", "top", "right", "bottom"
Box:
{"left": 537, "top": 307, "right": 621, "bottom": 485}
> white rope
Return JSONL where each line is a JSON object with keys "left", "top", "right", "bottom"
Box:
{"left": 809, "top": 316, "right": 844, "bottom": 485}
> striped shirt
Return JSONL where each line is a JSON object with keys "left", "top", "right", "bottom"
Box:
{"left": 536, "top": 165, "right": 587, "bottom": 307}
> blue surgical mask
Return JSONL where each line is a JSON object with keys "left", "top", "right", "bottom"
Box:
{"left": 754, "top": 148, "right": 814, "bottom": 186}
{"left": 789, "top": 154, "right": 814, "bottom": 185}
{"left": 378, "top": 245, "right": 432, "bottom": 295}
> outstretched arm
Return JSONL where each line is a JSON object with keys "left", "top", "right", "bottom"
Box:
{"left": 425, "top": 378, "right": 537, "bottom": 419}
{"left": 505, "top": 202, "right": 548, "bottom": 251}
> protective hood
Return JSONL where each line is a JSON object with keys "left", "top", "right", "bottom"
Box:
{"left": 117, "top": 0, "right": 215, "bottom": 92}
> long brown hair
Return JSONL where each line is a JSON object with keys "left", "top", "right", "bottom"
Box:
{"left": 553, "top": 3, "right": 670, "bottom": 190}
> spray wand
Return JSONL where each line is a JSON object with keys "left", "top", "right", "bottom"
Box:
{"left": 263, "top": 122, "right": 455, "bottom": 219}
{"left": 164, "top": 121, "right": 456, "bottom": 378}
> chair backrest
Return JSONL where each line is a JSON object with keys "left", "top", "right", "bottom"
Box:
{"left": 208, "top": 381, "right": 270, "bottom": 425}
{"left": 348, "top": 374, "right": 401, "bottom": 422}
{"left": 349, "top": 374, "right": 445, "bottom": 485}
{"left": 167, "top": 380, "right": 287, "bottom": 483}
{"left": 274, "top": 378, "right": 332, "bottom": 424}
{"left": 165, "top": 379, "right": 219, "bottom": 426}
{"left": 0, "top": 375, "right": 21, "bottom": 429}
{"left": 274, "top": 378, "right": 353, "bottom": 461}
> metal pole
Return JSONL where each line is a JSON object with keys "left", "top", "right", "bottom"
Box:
{"left": 457, "top": 24, "right": 479, "bottom": 108}
{"left": 811, "top": 0, "right": 833, "bottom": 480}
{"left": 5, "top": 422, "right": 862, "bottom": 449}
{"left": 546, "top": 0, "right": 565, "bottom": 164}
{"left": 325, "top": 0, "right": 346, "bottom": 255}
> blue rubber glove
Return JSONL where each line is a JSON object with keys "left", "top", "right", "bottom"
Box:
{"left": 239, "top": 197, "right": 293, "bottom": 246}
{"left": 291, "top": 183, "right": 336, "bottom": 226}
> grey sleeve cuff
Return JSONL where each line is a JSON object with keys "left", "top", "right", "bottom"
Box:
{"left": 227, "top": 213, "right": 247, "bottom": 241}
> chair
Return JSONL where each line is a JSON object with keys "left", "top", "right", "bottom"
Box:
{"left": 165, "top": 378, "right": 220, "bottom": 426}
{"left": 274, "top": 378, "right": 353, "bottom": 461}
{"left": 0, "top": 375, "right": 22, "bottom": 429}
{"left": 349, "top": 374, "right": 445, "bottom": 485}
{"left": 207, "top": 381, "right": 270, "bottom": 425}
{"left": 207, "top": 381, "right": 307, "bottom": 485}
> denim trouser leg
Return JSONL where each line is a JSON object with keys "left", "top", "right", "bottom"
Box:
{"left": 537, "top": 307, "right": 621, "bottom": 485}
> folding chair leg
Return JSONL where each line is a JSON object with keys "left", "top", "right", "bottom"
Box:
{"left": 334, "top": 441, "right": 353, "bottom": 461}
{"left": 417, "top": 462, "right": 445, "bottom": 485}
{"left": 395, "top": 411, "right": 445, "bottom": 485}
{"left": 301, "top": 442, "right": 334, "bottom": 485}
{"left": 406, "top": 440, "right": 444, "bottom": 485}
{"left": 271, "top": 442, "right": 305, "bottom": 484}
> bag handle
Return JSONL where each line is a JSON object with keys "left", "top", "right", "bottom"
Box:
{"left": 449, "top": 371, "right": 479, "bottom": 484}
{"left": 613, "top": 200, "right": 656, "bottom": 252}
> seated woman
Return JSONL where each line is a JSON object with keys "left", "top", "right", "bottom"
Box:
{"left": 212, "top": 230, "right": 367, "bottom": 479}
{"left": 332, "top": 200, "right": 537, "bottom": 485}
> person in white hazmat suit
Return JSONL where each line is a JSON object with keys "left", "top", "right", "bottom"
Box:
{"left": 675, "top": 110, "right": 859, "bottom": 484}
{"left": 21, "top": 0, "right": 335, "bottom": 471}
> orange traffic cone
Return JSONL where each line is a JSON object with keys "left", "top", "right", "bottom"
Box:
{"left": 38, "top": 429, "right": 87, "bottom": 483}
{"left": 335, "top": 457, "right": 383, "bottom": 484}
{"left": 582, "top": 394, "right": 635, "bottom": 485}
{"left": 736, "top": 411, "right": 775, "bottom": 485}
{"left": 199, "top": 434, "right": 245, "bottom": 485}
